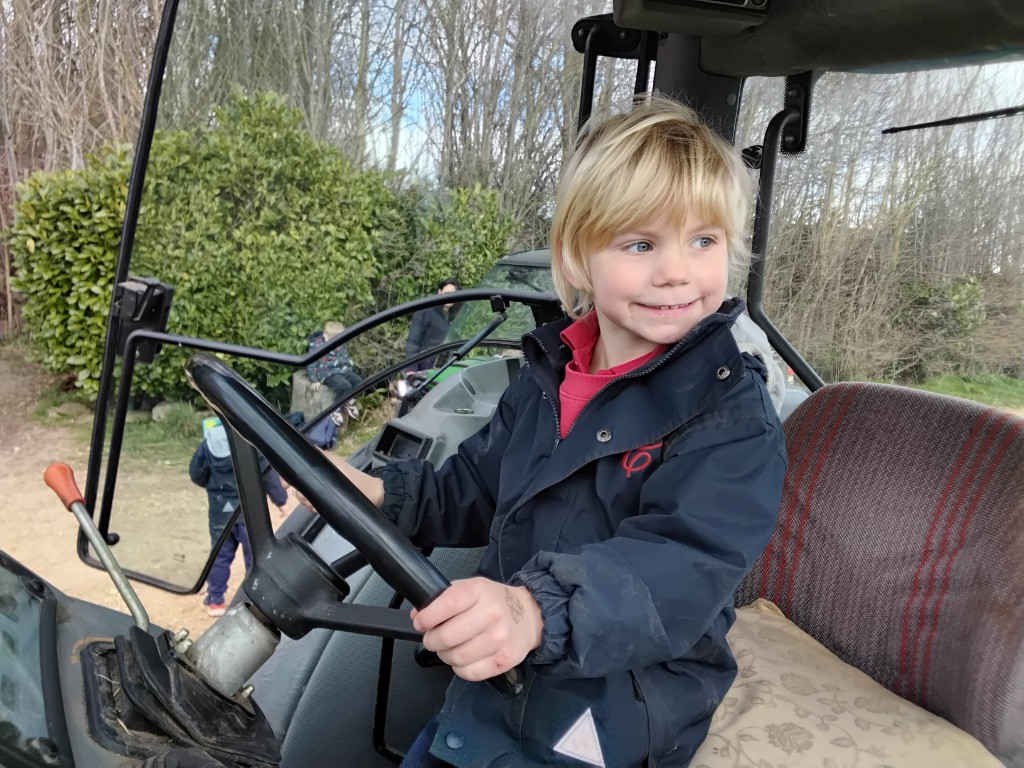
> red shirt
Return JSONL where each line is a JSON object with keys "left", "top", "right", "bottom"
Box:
{"left": 558, "top": 312, "right": 665, "bottom": 438}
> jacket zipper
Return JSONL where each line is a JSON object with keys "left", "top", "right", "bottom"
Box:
{"left": 525, "top": 334, "right": 563, "bottom": 449}
{"left": 499, "top": 336, "right": 561, "bottom": 581}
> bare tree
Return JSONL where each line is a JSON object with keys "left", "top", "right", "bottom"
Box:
{"left": 0, "top": 0, "right": 159, "bottom": 335}
{"left": 739, "top": 65, "right": 1024, "bottom": 382}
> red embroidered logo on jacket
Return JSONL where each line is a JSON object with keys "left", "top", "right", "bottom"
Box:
{"left": 621, "top": 442, "right": 663, "bottom": 478}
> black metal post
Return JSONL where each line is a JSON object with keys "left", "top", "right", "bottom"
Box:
{"left": 85, "top": 0, "right": 180, "bottom": 520}
{"left": 634, "top": 31, "right": 654, "bottom": 95}
{"left": 747, "top": 108, "right": 826, "bottom": 391}
{"left": 577, "top": 25, "right": 600, "bottom": 131}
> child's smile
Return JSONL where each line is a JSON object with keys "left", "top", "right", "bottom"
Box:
{"left": 635, "top": 299, "right": 701, "bottom": 315}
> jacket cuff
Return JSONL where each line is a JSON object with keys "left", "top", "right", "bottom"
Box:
{"left": 511, "top": 568, "right": 571, "bottom": 665}
{"left": 367, "top": 463, "right": 417, "bottom": 526}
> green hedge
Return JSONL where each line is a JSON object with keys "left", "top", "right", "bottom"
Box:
{"left": 9, "top": 92, "right": 517, "bottom": 401}
{"left": 8, "top": 152, "right": 126, "bottom": 390}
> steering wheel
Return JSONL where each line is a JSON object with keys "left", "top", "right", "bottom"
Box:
{"left": 184, "top": 353, "right": 524, "bottom": 698}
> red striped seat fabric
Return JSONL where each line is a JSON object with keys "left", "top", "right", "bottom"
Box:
{"left": 736, "top": 382, "right": 1024, "bottom": 764}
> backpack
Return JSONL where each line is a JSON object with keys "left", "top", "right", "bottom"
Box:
{"left": 285, "top": 411, "right": 338, "bottom": 450}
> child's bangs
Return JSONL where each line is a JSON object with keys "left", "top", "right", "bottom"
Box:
{"left": 581, "top": 137, "right": 741, "bottom": 251}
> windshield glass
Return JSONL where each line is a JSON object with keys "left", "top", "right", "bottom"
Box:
{"left": 86, "top": 0, "right": 623, "bottom": 589}
{"left": 490, "top": 264, "right": 555, "bottom": 295}
{"left": 736, "top": 64, "right": 1024, "bottom": 386}
{"left": 445, "top": 263, "right": 556, "bottom": 348}
{"left": 0, "top": 564, "right": 49, "bottom": 762}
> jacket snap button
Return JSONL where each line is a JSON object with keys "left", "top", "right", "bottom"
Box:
{"left": 445, "top": 731, "right": 464, "bottom": 749}
{"left": 596, "top": 429, "right": 612, "bottom": 442}
{"left": 716, "top": 365, "right": 731, "bottom": 380}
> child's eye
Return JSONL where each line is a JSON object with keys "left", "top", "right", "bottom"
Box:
{"left": 625, "top": 241, "right": 654, "bottom": 253}
{"left": 690, "top": 235, "right": 716, "bottom": 249}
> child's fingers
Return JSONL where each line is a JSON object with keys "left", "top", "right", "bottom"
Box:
{"left": 445, "top": 639, "right": 519, "bottom": 683}
{"left": 421, "top": 607, "right": 493, "bottom": 654}
{"left": 435, "top": 633, "right": 499, "bottom": 674}
{"left": 412, "top": 580, "right": 481, "bottom": 632}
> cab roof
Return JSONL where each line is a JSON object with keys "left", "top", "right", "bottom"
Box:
{"left": 616, "top": 0, "right": 1024, "bottom": 77}
{"left": 496, "top": 249, "right": 551, "bottom": 269}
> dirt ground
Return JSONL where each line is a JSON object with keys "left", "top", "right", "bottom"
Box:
{"left": 0, "top": 344, "right": 299, "bottom": 637}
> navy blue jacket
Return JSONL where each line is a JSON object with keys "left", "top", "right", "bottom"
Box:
{"left": 188, "top": 445, "right": 288, "bottom": 528}
{"left": 374, "top": 298, "right": 786, "bottom": 767}
{"left": 306, "top": 330, "right": 356, "bottom": 383}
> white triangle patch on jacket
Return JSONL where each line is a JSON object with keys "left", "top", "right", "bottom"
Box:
{"left": 553, "top": 708, "right": 606, "bottom": 767}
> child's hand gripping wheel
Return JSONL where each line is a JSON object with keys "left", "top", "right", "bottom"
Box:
{"left": 184, "top": 353, "right": 525, "bottom": 699}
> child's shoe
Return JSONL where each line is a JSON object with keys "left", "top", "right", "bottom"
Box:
{"left": 204, "top": 599, "right": 226, "bottom": 617}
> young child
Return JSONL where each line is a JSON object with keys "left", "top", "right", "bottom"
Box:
{"left": 189, "top": 417, "right": 290, "bottom": 616}
{"left": 332, "top": 99, "right": 787, "bottom": 767}
{"left": 307, "top": 321, "right": 363, "bottom": 402}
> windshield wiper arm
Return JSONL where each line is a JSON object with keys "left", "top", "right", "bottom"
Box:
{"left": 882, "top": 104, "right": 1024, "bottom": 134}
{"left": 409, "top": 305, "right": 510, "bottom": 400}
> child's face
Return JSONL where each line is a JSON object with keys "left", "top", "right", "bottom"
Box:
{"left": 577, "top": 211, "right": 729, "bottom": 368}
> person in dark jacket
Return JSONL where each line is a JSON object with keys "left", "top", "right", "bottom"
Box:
{"left": 325, "top": 100, "right": 787, "bottom": 767}
{"left": 404, "top": 278, "right": 461, "bottom": 371}
{"left": 188, "top": 417, "right": 289, "bottom": 616}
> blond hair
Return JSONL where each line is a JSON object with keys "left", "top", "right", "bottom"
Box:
{"left": 550, "top": 98, "right": 754, "bottom": 318}
{"left": 324, "top": 321, "right": 345, "bottom": 340}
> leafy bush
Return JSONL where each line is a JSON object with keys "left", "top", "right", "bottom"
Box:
{"left": 359, "top": 183, "right": 519, "bottom": 372}
{"left": 130, "top": 91, "right": 394, "bottom": 400}
{"left": 914, "top": 375, "right": 1024, "bottom": 408}
{"left": 892, "top": 276, "right": 987, "bottom": 382}
{"left": 9, "top": 92, "right": 518, "bottom": 401}
{"left": 8, "top": 152, "right": 127, "bottom": 388}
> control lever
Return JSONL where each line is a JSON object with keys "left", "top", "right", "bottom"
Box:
{"left": 44, "top": 464, "right": 281, "bottom": 764}
{"left": 44, "top": 462, "right": 150, "bottom": 632}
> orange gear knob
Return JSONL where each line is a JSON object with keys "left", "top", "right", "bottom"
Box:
{"left": 44, "top": 462, "right": 86, "bottom": 510}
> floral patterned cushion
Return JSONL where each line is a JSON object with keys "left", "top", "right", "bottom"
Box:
{"left": 692, "top": 600, "right": 1002, "bottom": 768}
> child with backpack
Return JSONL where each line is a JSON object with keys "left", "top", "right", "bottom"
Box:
{"left": 188, "top": 417, "right": 290, "bottom": 616}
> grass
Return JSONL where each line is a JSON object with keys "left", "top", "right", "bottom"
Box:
{"left": 912, "top": 374, "right": 1024, "bottom": 409}
{"left": 31, "top": 380, "right": 86, "bottom": 418}
{"left": 117, "top": 402, "right": 207, "bottom": 466}
{"left": 33, "top": 385, "right": 206, "bottom": 466}
{"left": 333, "top": 391, "right": 394, "bottom": 457}
{"left": 34, "top": 370, "right": 393, "bottom": 470}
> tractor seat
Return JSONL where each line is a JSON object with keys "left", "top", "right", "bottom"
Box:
{"left": 736, "top": 382, "right": 1024, "bottom": 765}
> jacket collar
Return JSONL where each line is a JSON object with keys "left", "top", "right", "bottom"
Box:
{"left": 522, "top": 296, "right": 746, "bottom": 375}
{"left": 506, "top": 297, "right": 749, "bottom": 519}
